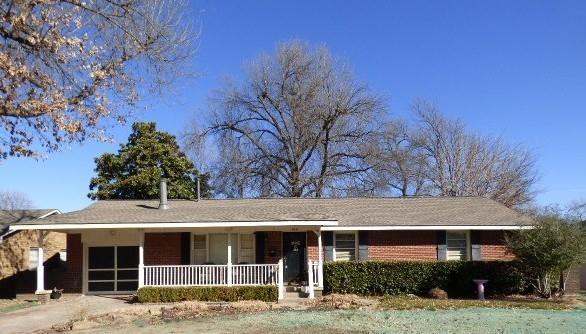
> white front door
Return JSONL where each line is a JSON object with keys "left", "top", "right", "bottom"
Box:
{"left": 208, "top": 234, "right": 238, "bottom": 264}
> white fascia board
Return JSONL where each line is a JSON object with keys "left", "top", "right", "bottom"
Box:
{"left": 38, "top": 209, "right": 62, "bottom": 219}
{"left": 322, "top": 225, "right": 532, "bottom": 231}
{"left": 9, "top": 220, "right": 339, "bottom": 231}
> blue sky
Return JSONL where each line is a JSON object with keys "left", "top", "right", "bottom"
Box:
{"left": 1, "top": 0, "right": 585, "bottom": 212}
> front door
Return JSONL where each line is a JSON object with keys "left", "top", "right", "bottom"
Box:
{"left": 283, "top": 232, "right": 306, "bottom": 282}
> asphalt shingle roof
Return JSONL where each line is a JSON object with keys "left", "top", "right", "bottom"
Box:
{"left": 14, "top": 197, "right": 533, "bottom": 227}
{"left": 0, "top": 209, "right": 60, "bottom": 234}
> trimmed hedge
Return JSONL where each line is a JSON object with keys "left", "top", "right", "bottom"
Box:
{"left": 137, "top": 286, "right": 278, "bottom": 303}
{"left": 324, "top": 261, "right": 530, "bottom": 297}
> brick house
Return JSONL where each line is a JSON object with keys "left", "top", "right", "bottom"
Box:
{"left": 0, "top": 209, "right": 62, "bottom": 297}
{"left": 9, "top": 182, "right": 534, "bottom": 300}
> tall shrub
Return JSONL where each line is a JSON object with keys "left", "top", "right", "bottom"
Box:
{"left": 324, "top": 261, "right": 528, "bottom": 297}
{"left": 506, "top": 217, "right": 586, "bottom": 298}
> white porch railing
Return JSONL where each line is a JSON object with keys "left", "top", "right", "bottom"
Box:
{"left": 309, "top": 261, "right": 319, "bottom": 287}
{"left": 144, "top": 264, "right": 280, "bottom": 287}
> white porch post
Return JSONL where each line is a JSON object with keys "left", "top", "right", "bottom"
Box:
{"left": 317, "top": 230, "right": 324, "bottom": 288}
{"left": 35, "top": 230, "right": 45, "bottom": 293}
{"left": 307, "top": 261, "right": 315, "bottom": 298}
{"left": 278, "top": 258, "right": 284, "bottom": 300}
{"left": 138, "top": 229, "right": 145, "bottom": 288}
{"left": 227, "top": 233, "right": 232, "bottom": 285}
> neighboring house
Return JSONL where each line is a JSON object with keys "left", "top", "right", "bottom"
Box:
{"left": 9, "top": 180, "right": 534, "bottom": 300}
{"left": 0, "top": 209, "right": 63, "bottom": 297}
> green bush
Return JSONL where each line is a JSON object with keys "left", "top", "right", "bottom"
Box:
{"left": 324, "top": 261, "right": 530, "bottom": 297}
{"left": 137, "top": 286, "right": 278, "bottom": 303}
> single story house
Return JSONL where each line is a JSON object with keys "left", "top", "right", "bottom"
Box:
{"left": 9, "top": 180, "right": 534, "bottom": 300}
{"left": 0, "top": 209, "right": 62, "bottom": 297}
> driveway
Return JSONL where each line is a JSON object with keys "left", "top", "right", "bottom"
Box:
{"left": 0, "top": 295, "right": 135, "bottom": 334}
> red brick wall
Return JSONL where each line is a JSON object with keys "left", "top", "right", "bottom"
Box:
{"left": 368, "top": 231, "right": 438, "bottom": 261}
{"left": 480, "top": 231, "right": 515, "bottom": 261}
{"left": 307, "top": 232, "right": 320, "bottom": 261}
{"left": 62, "top": 233, "right": 82, "bottom": 293}
{"left": 264, "top": 231, "right": 282, "bottom": 264}
{"left": 144, "top": 233, "right": 183, "bottom": 265}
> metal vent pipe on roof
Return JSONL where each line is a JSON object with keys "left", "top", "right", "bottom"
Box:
{"left": 159, "top": 178, "right": 169, "bottom": 210}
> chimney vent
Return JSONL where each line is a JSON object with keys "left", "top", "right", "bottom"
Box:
{"left": 159, "top": 178, "right": 169, "bottom": 210}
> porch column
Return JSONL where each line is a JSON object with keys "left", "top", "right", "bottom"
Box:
{"left": 35, "top": 231, "right": 45, "bottom": 293}
{"left": 278, "top": 258, "right": 284, "bottom": 300}
{"left": 317, "top": 231, "right": 324, "bottom": 288}
{"left": 138, "top": 229, "right": 145, "bottom": 288}
{"left": 227, "top": 233, "right": 232, "bottom": 285}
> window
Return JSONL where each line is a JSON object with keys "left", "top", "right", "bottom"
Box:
{"left": 59, "top": 249, "right": 67, "bottom": 262}
{"left": 446, "top": 231, "right": 470, "bottom": 261}
{"left": 192, "top": 234, "right": 207, "bottom": 264}
{"left": 29, "top": 248, "right": 39, "bottom": 270}
{"left": 87, "top": 246, "right": 139, "bottom": 292}
{"left": 238, "top": 234, "right": 254, "bottom": 264}
{"left": 191, "top": 233, "right": 255, "bottom": 264}
{"left": 334, "top": 232, "right": 357, "bottom": 261}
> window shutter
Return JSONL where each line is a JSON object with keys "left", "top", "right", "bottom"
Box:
{"left": 323, "top": 231, "right": 334, "bottom": 262}
{"left": 180, "top": 232, "right": 191, "bottom": 265}
{"left": 471, "top": 230, "right": 481, "bottom": 261}
{"left": 437, "top": 230, "right": 447, "bottom": 261}
{"left": 358, "top": 231, "right": 369, "bottom": 262}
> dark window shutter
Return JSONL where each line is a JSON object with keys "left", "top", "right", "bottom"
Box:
{"left": 254, "top": 232, "right": 266, "bottom": 264}
{"left": 323, "top": 231, "right": 334, "bottom": 262}
{"left": 358, "top": 231, "right": 369, "bottom": 261}
{"left": 471, "top": 230, "right": 481, "bottom": 261}
{"left": 180, "top": 232, "right": 191, "bottom": 265}
{"left": 437, "top": 230, "right": 447, "bottom": 261}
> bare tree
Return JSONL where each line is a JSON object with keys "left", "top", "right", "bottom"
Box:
{"left": 368, "top": 120, "right": 430, "bottom": 196}
{"left": 0, "top": 190, "right": 33, "bottom": 210}
{"left": 189, "top": 41, "right": 386, "bottom": 198}
{"left": 412, "top": 100, "right": 538, "bottom": 207}
{"left": 0, "top": 0, "right": 198, "bottom": 159}
{"left": 567, "top": 200, "right": 586, "bottom": 222}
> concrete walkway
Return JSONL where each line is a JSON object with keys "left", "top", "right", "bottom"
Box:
{"left": 0, "top": 295, "right": 135, "bottom": 334}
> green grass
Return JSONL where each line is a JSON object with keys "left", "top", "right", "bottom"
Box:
{"left": 378, "top": 296, "right": 576, "bottom": 310}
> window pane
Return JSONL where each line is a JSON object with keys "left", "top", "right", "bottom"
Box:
{"left": 240, "top": 234, "right": 253, "bottom": 249}
{"left": 193, "top": 235, "right": 206, "bottom": 249}
{"left": 29, "top": 248, "right": 39, "bottom": 270}
{"left": 447, "top": 231, "right": 468, "bottom": 261}
{"left": 117, "top": 269, "right": 138, "bottom": 280}
{"left": 335, "top": 233, "right": 356, "bottom": 261}
{"left": 88, "top": 281, "right": 115, "bottom": 292}
{"left": 88, "top": 247, "right": 115, "bottom": 269}
{"left": 117, "top": 246, "right": 138, "bottom": 268}
{"left": 88, "top": 270, "right": 115, "bottom": 281}
{"left": 117, "top": 281, "right": 138, "bottom": 292}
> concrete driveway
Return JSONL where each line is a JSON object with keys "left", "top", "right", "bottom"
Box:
{"left": 0, "top": 295, "right": 135, "bottom": 334}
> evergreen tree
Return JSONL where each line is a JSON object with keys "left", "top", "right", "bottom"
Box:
{"left": 89, "top": 122, "right": 210, "bottom": 200}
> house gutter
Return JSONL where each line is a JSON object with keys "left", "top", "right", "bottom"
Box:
{"left": 9, "top": 220, "right": 339, "bottom": 231}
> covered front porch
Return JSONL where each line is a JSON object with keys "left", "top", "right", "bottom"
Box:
{"left": 20, "top": 222, "right": 331, "bottom": 300}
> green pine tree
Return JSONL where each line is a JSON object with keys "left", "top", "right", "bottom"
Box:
{"left": 88, "top": 122, "right": 210, "bottom": 200}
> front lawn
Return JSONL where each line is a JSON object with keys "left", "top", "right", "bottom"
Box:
{"left": 71, "top": 307, "right": 586, "bottom": 334}
{"left": 378, "top": 296, "right": 575, "bottom": 310}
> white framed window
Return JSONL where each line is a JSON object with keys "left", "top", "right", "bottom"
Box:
{"left": 334, "top": 231, "right": 357, "bottom": 261}
{"left": 238, "top": 234, "right": 255, "bottom": 264}
{"left": 29, "top": 247, "right": 39, "bottom": 270}
{"left": 192, "top": 234, "right": 208, "bottom": 264}
{"left": 191, "top": 233, "right": 255, "bottom": 264}
{"left": 446, "top": 231, "right": 470, "bottom": 261}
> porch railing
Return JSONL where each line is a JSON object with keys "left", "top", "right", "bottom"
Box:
{"left": 144, "top": 264, "right": 280, "bottom": 287}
